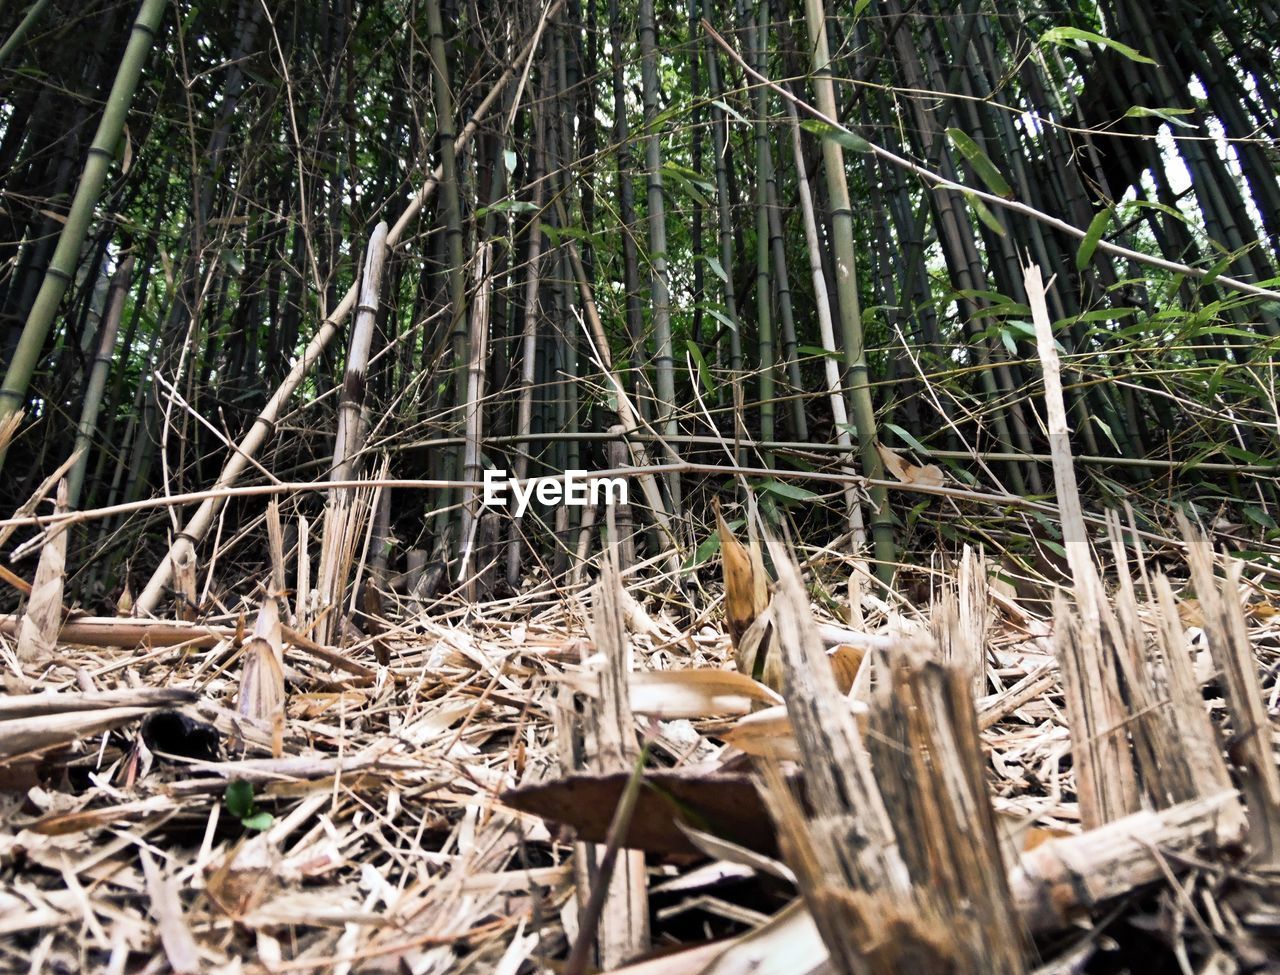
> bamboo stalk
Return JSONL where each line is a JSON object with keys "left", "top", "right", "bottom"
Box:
{"left": 132, "top": 7, "right": 563, "bottom": 614}
{"left": 799, "top": 0, "right": 895, "bottom": 582}
{"left": 332, "top": 223, "right": 389, "bottom": 485}
{"left": 0, "top": 0, "right": 168, "bottom": 443}
{"left": 68, "top": 253, "right": 133, "bottom": 508}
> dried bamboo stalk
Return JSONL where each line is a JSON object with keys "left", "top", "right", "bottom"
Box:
{"left": 332, "top": 222, "right": 389, "bottom": 485}
{"left": 866, "top": 649, "right": 1026, "bottom": 974}
{"left": 1180, "top": 513, "right": 1280, "bottom": 865}
{"left": 1028, "top": 262, "right": 1139, "bottom": 827}
{"left": 563, "top": 547, "right": 649, "bottom": 968}
{"left": 458, "top": 241, "right": 493, "bottom": 598}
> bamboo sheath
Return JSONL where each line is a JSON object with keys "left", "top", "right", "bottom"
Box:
{"left": 134, "top": 1, "right": 565, "bottom": 614}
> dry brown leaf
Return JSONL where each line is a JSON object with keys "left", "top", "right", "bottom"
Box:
{"left": 828, "top": 643, "right": 866, "bottom": 694}
{"left": 562, "top": 667, "right": 782, "bottom": 719}
{"left": 715, "top": 498, "right": 769, "bottom": 650}
{"left": 502, "top": 768, "right": 788, "bottom": 856}
{"left": 1177, "top": 598, "right": 1204, "bottom": 628}
{"left": 722, "top": 697, "right": 869, "bottom": 761}
{"left": 17, "top": 480, "right": 68, "bottom": 663}
{"left": 875, "top": 441, "right": 945, "bottom": 488}
{"left": 734, "top": 603, "right": 779, "bottom": 690}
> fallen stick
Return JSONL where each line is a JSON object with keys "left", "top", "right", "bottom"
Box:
{"left": 1010, "top": 789, "right": 1244, "bottom": 933}
{"left": 0, "top": 614, "right": 377, "bottom": 679}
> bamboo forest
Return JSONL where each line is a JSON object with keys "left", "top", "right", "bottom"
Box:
{"left": 1, "top": 0, "right": 1280, "bottom": 971}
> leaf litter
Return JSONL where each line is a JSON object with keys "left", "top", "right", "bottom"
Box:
{"left": 1, "top": 497, "right": 1280, "bottom": 972}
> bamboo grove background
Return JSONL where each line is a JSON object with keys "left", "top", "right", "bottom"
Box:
{"left": 0, "top": 0, "right": 1277, "bottom": 607}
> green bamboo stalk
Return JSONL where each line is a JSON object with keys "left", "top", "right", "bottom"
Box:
{"left": 0, "top": 0, "right": 53, "bottom": 68}
{"left": 424, "top": 0, "right": 470, "bottom": 525}
{"left": 638, "top": 0, "right": 682, "bottom": 515}
{"left": 750, "top": 0, "right": 774, "bottom": 463}
{"left": 801, "top": 0, "right": 895, "bottom": 582}
{"left": 0, "top": 0, "right": 167, "bottom": 458}
{"left": 701, "top": 0, "right": 743, "bottom": 378}
{"left": 67, "top": 253, "right": 133, "bottom": 508}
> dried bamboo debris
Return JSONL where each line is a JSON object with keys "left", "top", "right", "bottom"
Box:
{"left": 561, "top": 548, "right": 649, "bottom": 968}
{"left": 1181, "top": 513, "right": 1280, "bottom": 866}
{"left": 757, "top": 536, "right": 918, "bottom": 975}
{"left": 1010, "top": 790, "right": 1246, "bottom": 933}
{"left": 16, "top": 479, "right": 68, "bottom": 663}
{"left": 1028, "top": 262, "right": 1140, "bottom": 828}
{"left": 866, "top": 650, "right": 1026, "bottom": 974}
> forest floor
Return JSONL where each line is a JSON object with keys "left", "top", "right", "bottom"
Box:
{"left": 2, "top": 520, "right": 1280, "bottom": 974}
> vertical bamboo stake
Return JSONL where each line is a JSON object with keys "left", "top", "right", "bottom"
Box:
{"left": 0, "top": 0, "right": 168, "bottom": 449}
{"left": 68, "top": 253, "right": 134, "bottom": 508}
{"left": 425, "top": 0, "right": 469, "bottom": 543}
{"left": 786, "top": 101, "right": 866, "bottom": 551}
{"left": 1027, "top": 262, "right": 1139, "bottom": 828}
{"left": 507, "top": 114, "right": 546, "bottom": 589}
{"left": 700, "top": 0, "right": 744, "bottom": 379}
{"left": 458, "top": 241, "right": 493, "bottom": 599}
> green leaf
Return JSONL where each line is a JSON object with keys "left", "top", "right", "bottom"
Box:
{"left": 704, "top": 254, "right": 728, "bottom": 283}
{"left": 241, "top": 811, "right": 274, "bottom": 831}
{"left": 800, "top": 119, "right": 871, "bottom": 154}
{"left": 961, "top": 191, "right": 1005, "bottom": 236}
{"left": 883, "top": 423, "right": 930, "bottom": 456}
{"left": 758, "top": 479, "right": 818, "bottom": 502}
{"left": 687, "top": 532, "right": 721, "bottom": 569}
{"left": 1093, "top": 415, "right": 1121, "bottom": 452}
{"left": 1040, "top": 538, "right": 1068, "bottom": 559}
{"left": 1244, "top": 507, "right": 1278, "bottom": 529}
{"left": 1076, "top": 208, "right": 1112, "bottom": 270}
{"left": 706, "top": 307, "right": 739, "bottom": 334}
{"left": 711, "top": 98, "right": 748, "bottom": 124}
{"left": 999, "top": 327, "right": 1018, "bottom": 356}
{"left": 686, "top": 341, "right": 715, "bottom": 396}
{"left": 503, "top": 149, "right": 517, "bottom": 173}
{"left": 224, "top": 780, "right": 254, "bottom": 819}
{"left": 853, "top": 0, "right": 872, "bottom": 15}
{"left": 797, "top": 344, "right": 842, "bottom": 359}
{"left": 1122, "top": 105, "right": 1196, "bottom": 128}
{"left": 946, "top": 129, "right": 1013, "bottom": 198}
{"left": 1039, "top": 26, "right": 1156, "bottom": 65}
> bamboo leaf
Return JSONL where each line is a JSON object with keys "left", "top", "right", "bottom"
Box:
{"left": 947, "top": 128, "right": 1013, "bottom": 198}
{"left": 883, "top": 422, "right": 931, "bottom": 456}
{"left": 1039, "top": 26, "right": 1156, "bottom": 64}
{"left": 758, "top": 480, "right": 818, "bottom": 502}
{"left": 961, "top": 190, "right": 1006, "bottom": 236}
{"left": 1123, "top": 105, "right": 1196, "bottom": 128}
{"left": 704, "top": 253, "right": 728, "bottom": 283}
{"left": 799, "top": 119, "right": 871, "bottom": 153}
{"left": 1076, "top": 208, "right": 1112, "bottom": 270}
{"left": 686, "top": 341, "right": 715, "bottom": 395}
